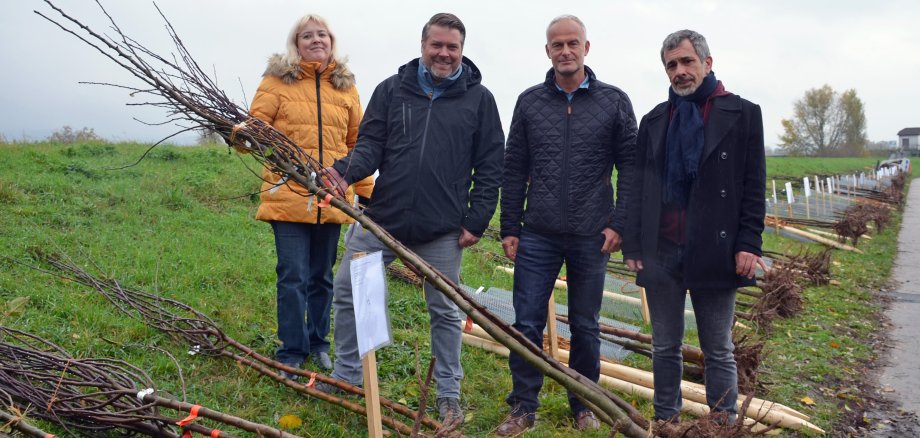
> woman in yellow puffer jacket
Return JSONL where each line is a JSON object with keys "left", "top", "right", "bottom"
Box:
{"left": 249, "top": 13, "right": 373, "bottom": 377}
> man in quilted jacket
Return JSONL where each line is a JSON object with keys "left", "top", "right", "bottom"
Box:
{"left": 497, "top": 14, "right": 637, "bottom": 435}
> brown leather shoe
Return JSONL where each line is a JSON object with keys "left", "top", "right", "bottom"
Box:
{"left": 495, "top": 411, "right": 535, "bottom": 437}
{"left": 574, "top": 410, "right": 600, "bottom": 431}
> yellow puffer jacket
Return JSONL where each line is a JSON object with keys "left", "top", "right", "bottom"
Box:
{"left": 250, "top": 55, "right": 374, "bottom": 224}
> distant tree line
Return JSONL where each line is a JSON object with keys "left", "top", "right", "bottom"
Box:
{"left": 779, "top": 84, "right": 868, "bottom": 157}
{"left": 46, "top": 126, "right": 106, "bottom": 144}
{"left": 197, "top": 127, "right": 223, "bottom": 145}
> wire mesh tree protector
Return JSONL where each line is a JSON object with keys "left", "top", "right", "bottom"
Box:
{"left": 33, "top": 1, "right": 649, "bottom": 435}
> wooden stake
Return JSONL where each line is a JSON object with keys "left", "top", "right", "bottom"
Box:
{"left": 778, "top": 225, "right": 863, "bottom": 253}
{"left": 497, "top": 267, "right": 711, "bottom": 323}
{"left": 495, "top": 266, "right": 567, "bottom": 289}
{"left": 547, "top": 291, "right": 559, "bottom": 359}
{"left": 639, "top": 287, "right": 651, "bottom": 323}
{"left": 363, "top": 351, "right": 384, "bottom": 438}
{"left": 352, "top": 250, "right": 383, "bottom": 438}
{"left": 461, "top": 331, "right": 822, "bottom": 434}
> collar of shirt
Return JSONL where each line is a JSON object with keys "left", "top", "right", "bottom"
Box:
{"left": 417, "top": 61, "right": 463, "bottom": 100}
{"left": 555, "top": 74, "right": 590, "bottom": 102}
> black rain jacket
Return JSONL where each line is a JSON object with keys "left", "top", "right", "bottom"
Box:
{"left": 332, "top": 57, "right": 504, "bottom": 245}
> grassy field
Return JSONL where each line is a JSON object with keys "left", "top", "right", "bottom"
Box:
{"left": 0, "top": 143, "right": 903, "bottom": 436}
{"left": 766, "top": 156, "right": 879, "bottom": 182}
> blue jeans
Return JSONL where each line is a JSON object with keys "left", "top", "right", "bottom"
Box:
{"left": 643, "top": 241, "right": 737, "bottom": 420}
{"left": 506, "top": 229, "right": 609, "bottom": 415}
{"left": 330, "top": 223, "right": 464, "bottom": 399}
{"left": 271, "top": 221, "right": 341, "bottom": 364}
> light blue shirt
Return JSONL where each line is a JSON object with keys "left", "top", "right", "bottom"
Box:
{"left": 555, "top": 74, "right": 590, "bottom": 102}
{"left": 418, "top": 61, "right": 463, "bottom": 100}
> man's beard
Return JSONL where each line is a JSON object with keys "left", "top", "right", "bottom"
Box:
{"left": 672, "top": 82, "right": 698, "bottom": 97}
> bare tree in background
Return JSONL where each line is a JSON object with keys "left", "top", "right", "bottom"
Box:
{"left": 779, "top": 84, "right": 868, "bottom": 156}
{"left": 46, "top": 126, "right": 106, "bottom": 144}
{"left": 197, "top": 127, "right": 222, "bottom": 145}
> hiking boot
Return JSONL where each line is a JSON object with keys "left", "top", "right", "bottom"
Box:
{"left": 437, "top": 397, "right": 464, "bottom": 430}
{"left": 574, "top": 410, "right": 600, "bottom": 431}
{"left": 279, "top": 361, "right": 302, "bottom": 381}
{"left": 311, "top": 351, "right": 333, "bottom": 371}
{"left": 495, "top": 407, "right": 535, "bottom": 437}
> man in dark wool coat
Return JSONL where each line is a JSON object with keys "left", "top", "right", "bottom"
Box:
{"left": 622, "top": 29, "right": 766, "bottom": 424}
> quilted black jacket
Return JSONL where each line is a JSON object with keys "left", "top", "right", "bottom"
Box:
{"left": 332, "top": 57, "right": 504, "bottom": 245}
{"left": 500, "top": 66, "right": 637, "bottom": 238}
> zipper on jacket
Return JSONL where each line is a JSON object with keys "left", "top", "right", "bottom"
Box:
{"left": 402, "top": 103, "right": 406, "bottom": 135}
{"left": 315, "top": 71, "right": 324, "bottom": 223}
{"left": 561, "top": 99, "right": 571, "bottom": 233}
{"left": 408, "top": 94, "right": 434, "bottom": 240}
{"left": 417, "top": 93, "right": 434, "bottom": 168}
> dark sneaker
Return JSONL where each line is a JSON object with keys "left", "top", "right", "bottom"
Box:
{"left": 279, "top": 361, "right": 302, "bottom": 381}
{"left": 574, "top": 410, "right": 600, "bottom": 431}
{"left": 311, "top": 351, "right": 333, "bottom": 371}
{"left": 437, "top": 397, "right": 464, "bottom": 430}
{"left": 495, "top": 407, "right": 535, "bottom": 437}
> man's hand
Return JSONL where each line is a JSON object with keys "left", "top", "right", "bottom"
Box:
{"left": 458, "top": 228, "right": 480, "bottom": 248}
{"left": 625, "top": 259, "right": 644, "bottom": 272}
{"left": 501, "top": 236, "right": 519, "bottom": 261}
{"left": 735, "top": 251, "right": 767, "bottom": 279}
{"left": 601, "top": 228, "right": 622, "bottom": 253}
{"left": 319, "top": 167, "right": 348, "bottom": 197}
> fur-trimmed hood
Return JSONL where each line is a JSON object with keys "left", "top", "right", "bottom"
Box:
{"left": 262, "top": 54, "right": 356, "bottom": 90}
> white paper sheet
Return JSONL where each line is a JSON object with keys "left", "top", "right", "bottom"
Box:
{"left": 350, "top": 251, "right": 392, "bottom": 358}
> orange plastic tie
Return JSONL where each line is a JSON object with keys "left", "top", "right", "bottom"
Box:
{"left": 229, "top": 120, "right": 248, "bottom": 145}
{"left": 210, "top": 429, "right": 221, "bottom": 438}
{"left": 317, "top": 193, "right": 333, "bottom": 208}
{"left": 176, "top": 404, "right": 201, "bottom": 427}
{"left": 181, "top": 431, "right": 192, "bottom": 438}
{"left": 306, "top": 372, "right": 317, "bottom": 388}
{"left": 44, "top": 435, "right": 55, "bottom": 438}
{"left": 463, "top": 315, "right": 474, "bottom": 333}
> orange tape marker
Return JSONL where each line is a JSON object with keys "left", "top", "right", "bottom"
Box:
{"left": 317, "top": 193, "right": 334, "bottom": 208}
{"left": 176, "top": 404, "right": 201, "bottom": 427}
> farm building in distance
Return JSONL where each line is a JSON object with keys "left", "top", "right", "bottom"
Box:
{"left": 898, "top": 127, "right": 920, "bottom": 154}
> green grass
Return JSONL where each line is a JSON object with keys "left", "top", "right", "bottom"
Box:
{"left": 766, "top": 156, "right": 879, "bottom": 181}
{"left": 0, "top": 145, "right": 905, "bottom": 436}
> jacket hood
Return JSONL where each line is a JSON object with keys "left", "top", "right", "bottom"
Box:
{"left": 398, "top": 56, "right": 483, "bottom": 91}
{"left": 263, "top": 54, "right": 356, "bottom": 90}
{"left": 542, "top": 64, "right": 597, "bottom": 89}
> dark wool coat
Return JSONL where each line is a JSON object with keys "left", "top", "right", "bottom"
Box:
{"left": 332, "top": 57, "right": 504, "bottom": 245}
{"left": 622, "top": 94, "right": 766, "bottom": 289}
{"left": 500, "top": 66, "right": 637, "bottom": 238}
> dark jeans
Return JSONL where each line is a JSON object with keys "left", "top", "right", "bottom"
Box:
{"left": 271, "top": 221, "right": 341, "bottom": 364}
{"left": 506, "top": 229, "right": 608, "bottom": 415}
{"left": 643, "top": 240, "right": 738, "bottom": 420}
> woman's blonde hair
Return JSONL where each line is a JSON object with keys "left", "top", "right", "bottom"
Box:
{"left": 283, "top": 14, "right": 339, "bottom": 65}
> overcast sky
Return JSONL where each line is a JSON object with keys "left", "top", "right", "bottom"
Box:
{"left": 3, "top": 0, "right": 919, "bottom": 147}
